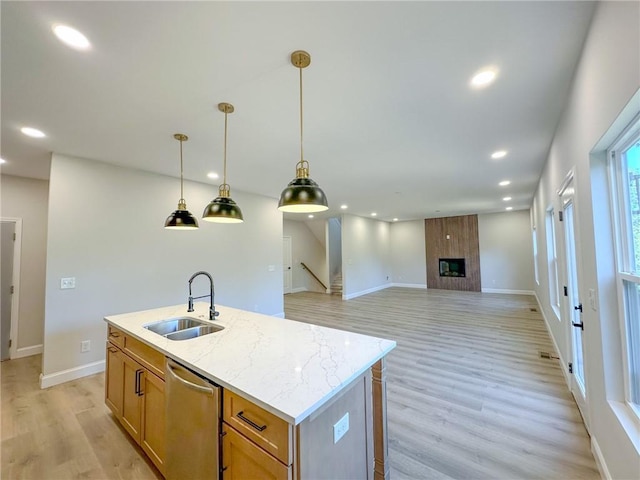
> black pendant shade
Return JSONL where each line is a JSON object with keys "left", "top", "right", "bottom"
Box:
{"left": 165, "top": 206, "right": 199, "bottom": 229}
{"left": 165, "top": 134, "right": 199, "bottom": 230}
{"left": 203, "top": 102, "right": 244, "bottom": 224}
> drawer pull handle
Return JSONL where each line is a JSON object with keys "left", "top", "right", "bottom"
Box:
{"left": 236, "top": 411, "right": 267, "bottom": 432}
{"left": 109, "top": 332, "right": 120, "bottom": 337}
{"left": 107, "top": 347, "right": 118, "bottom": 353}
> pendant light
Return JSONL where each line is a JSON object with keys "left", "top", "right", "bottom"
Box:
{"left": 165, "top": 134, "right": 199, "bottom": 230}
{"left": 203, "top": 103, "right": 244, "bottom": 223}
{"left": 278, "top": 50, "right": 328, "bottom": 213}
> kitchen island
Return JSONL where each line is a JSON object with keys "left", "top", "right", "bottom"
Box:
{"left": 104, "top": 302, "right": 396, "bottom": 479}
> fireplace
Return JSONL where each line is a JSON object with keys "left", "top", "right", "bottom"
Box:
{"left": 439, "top": 258, "right": 466, "bottom": 277}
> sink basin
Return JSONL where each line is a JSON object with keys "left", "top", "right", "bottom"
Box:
{"left": 144, "top": 317, "right": 224, "bottom": 340}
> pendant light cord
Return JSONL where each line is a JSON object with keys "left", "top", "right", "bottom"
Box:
{"left": 223, "top": 110, "right": 228, "bottom": 186}
{"left": 299, "top": 65, "right": 304, "bottom": 162}
{"left": 179, "top": 137, "right": 184, "bottom": 201}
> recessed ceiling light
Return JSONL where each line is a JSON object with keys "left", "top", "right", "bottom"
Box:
{"left": 21, "top": 127, "right": 46, "bottom": 138}
{"left": 371, "top": 212, "right": 377, "bottom": 217}
{"left": 491, "top": 150, "right": 507, "bottom": 159}
{"left": 503, "top": 196, "right": 512, "bottom": 201}
{"left": 308, "top": 214, "right": 314, "bottom": 219}
{"left": 340, "top": 204, "right": 348, "bottom": 210}
{"left": 52, "top": 24, "right": 91, "bottom": 50}
{"left": 506, "top": 207, "right": 513, "bottom": 211}
{"left": 393, "top": 218, "right": 398, "bottom": 222}
{"left": 0, "top": 158, "right": 5, "bottom": 164}
{"left": 499, "top": 180, "right": 511, "bottom": 187}
{"left": 470, "top": 68, "right": 498, "bottom": 88}
{"left": 207, "top": 172, "right": 219, "bottom": 179}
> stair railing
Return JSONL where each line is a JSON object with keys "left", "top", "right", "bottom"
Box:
{"left": 300, "top": 262, "right": 327, "bottom": 290}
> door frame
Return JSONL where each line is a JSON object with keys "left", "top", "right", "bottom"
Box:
{"left": 283, "top": 236, "right": 292, "bottom": 295}
{"left": 557, "top": 170, "right": 590, "bottom": 430}
{"left": 1, "top": 217, "right": 22, "bottom": 360}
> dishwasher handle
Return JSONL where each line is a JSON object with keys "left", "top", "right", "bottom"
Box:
{"left": 167, "top": 362, "right": 216, "bottom": 395}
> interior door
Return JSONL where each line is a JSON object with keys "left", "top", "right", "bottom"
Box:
{"left": 1, "top": 221, "right": 15, "bottom": 361}
{"left": 559, "top": 175, "right": 589, "bottom": 428}
{"left": 283, "top": 236, "right": 292, "bottom": 295}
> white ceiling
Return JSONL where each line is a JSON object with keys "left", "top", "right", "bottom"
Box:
{"left": 1, "top": 1, "right": 596, "bottom": 222}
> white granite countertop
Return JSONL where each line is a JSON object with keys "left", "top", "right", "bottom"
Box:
{"left": 104, "top": 302, "right": 396, "bottom": 425}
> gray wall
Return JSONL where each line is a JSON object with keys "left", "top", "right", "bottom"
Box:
{"left": 43, "top": 154, "right": 283, "bottom": 381}
{"left": 0, "top": 175, "right": 48, "bottom": 353}
{"left": 283, "top": 219, "right": 327, "bottom": 293}
{"left": 341, "top": 215, "right": 392, "bottom": 299}
{"left": 478, "top": 210, "right": 534, "bottom": 293}
{"left": 389, "top": 220, "right": 426, "bottom": 287}
{"left": 531, "top": 2, "right": 639, "bottom": 477}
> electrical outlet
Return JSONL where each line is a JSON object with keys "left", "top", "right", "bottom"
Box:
{"left": 333, "top": 412, "right": 349, "bottom": 444}
{"left": 81, "top": 340, "right": 90, "bottom": 353}
{"left": 60, "top": 277, "right": 76, "bottom": 289}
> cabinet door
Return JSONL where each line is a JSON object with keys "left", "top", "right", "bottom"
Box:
{"left": 105, "top": 343, "right": 124, "bottom": 419}
{"left": 121, "top": 354, "right": 144, "bottom": 443}
{"left": 141, "top": 370, "right": 166, "bottom": 475}
{"left": 222, "top": 424, "right": 290, "bottom": 480}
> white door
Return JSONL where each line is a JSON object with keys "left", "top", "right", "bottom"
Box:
{"left": 559, "top": 175, "right": 589, "bottom": 428}
{"left": 1, "top": 221, "right": 15, "bottom": 361}
{"left": 283, "top": 236, "right": 292, "bottom": 295}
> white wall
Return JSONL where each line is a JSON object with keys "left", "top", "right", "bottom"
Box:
{"left": 389, "top": 220, "right": 426, "bottom": 287}
{"left": 43, "top": 154, "right": 283, "bottom": 385}
{"left": 478, "top": 210, "right": 534, "bottom": 294}
{"left": 0, "top": 175, "right": 48, "bottom": 354}
{"left": 328, "top": 217, "right": 342, "bottom": 281}
{"left": 283, "top": 219, "right": 327, "bottom": 293}
{"left": 341, "top": 214, "right": 392, "bottom": 299}
{"left": 532, "top": 2, "right": 640, "bottom": 478}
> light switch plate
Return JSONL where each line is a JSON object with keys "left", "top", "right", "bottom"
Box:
{"left": 60, "top": 277, "right": 76, "bottom": 289}
{"left": 333, "top": 412, "right": 349, "bottom": 444}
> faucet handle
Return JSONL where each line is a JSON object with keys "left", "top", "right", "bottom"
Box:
{"left": 210, "top": 307, "right": 220, "bottom": 320}
{"left": 188, "top": 296, "right": 194, "bottom": 312}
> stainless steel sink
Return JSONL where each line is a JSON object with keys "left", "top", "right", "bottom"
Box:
{"left": 144, "top": 317, "right": 224, "bottom": 340}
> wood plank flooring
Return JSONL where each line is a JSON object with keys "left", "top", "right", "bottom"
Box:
{"left": 284, "top": 288, "right": 600, "bottom": 480}
{"left": 1, "top": 288, "right": 599, "bottom": 479}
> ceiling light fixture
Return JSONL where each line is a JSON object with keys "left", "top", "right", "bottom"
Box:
{"left": 21, "top": 127, "right": 46, "bottom": 138}
{"left": 503, "top": 196, "right": 512, "bottom": 201}
{"left": 393, "top": 218, "right": 399, "bottom": 222}
{"left": 499, "top": 180, "right": 511, "bottom": 186}
{"left": 278, "top": 50, "right": 328, "bottom": 213}
{"left": 52, "top": 24, "right": 91, "bottom": 50}
{"left": 203, "top": 103, "right": 244, "bottom": 223}
{"left": 506, "top": 207, "right": 513, "bottom": 211}
{"left": 164, "top": 134, "right": 199, "bottom": 230}
{"left": 340, "top": 205, "right": 348, "bottom": 210}
{"left": 308, "top": 214, "right": 314, "bottom": 219}
{"left": 371, "top": 213, "right": 377, "bottom": 217}
{"left": 207, "top": 172, "right": 219, "bottom": 179}
{"left": 470, "top": 68, "right": 498, "bottom": 88}
{"left": 0, "top": 158, "right": 5, "bottom": 164}
{"left": 491, "top": 150, "right": 507, "bottom": 159}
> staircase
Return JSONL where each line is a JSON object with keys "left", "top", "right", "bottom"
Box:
{"left": 330, "top": 273, "right": 343, "bottom": 296}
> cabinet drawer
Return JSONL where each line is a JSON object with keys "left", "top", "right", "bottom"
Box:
{"left": 107, "top": 325, "right": 125, "bottom": 348}
{"left": 224, "top": 390, "right": 292, "bottom": 465}
{"left": 123, "top": 334, "right": 165, "bottom": 380}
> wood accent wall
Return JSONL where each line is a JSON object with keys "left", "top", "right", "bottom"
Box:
{"left": 425, "top": 215, "right": 481, "bottom": 292}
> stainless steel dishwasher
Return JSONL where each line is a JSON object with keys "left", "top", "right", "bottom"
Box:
{"left": 165, "top": 358, "right": 221, "bottom": 480}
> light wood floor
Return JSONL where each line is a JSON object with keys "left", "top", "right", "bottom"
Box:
{"left": 285, "top": 288, "right": 599, "bottom": 480}
{"left": 0, "top": 288, "right": 599, "bottom": 479}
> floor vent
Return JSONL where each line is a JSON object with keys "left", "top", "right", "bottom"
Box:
{"left": 530, "top": 307, "right": 538, "bottom": 312}
{"left": 539, "top": 351, "right": 559, "bottom": 360}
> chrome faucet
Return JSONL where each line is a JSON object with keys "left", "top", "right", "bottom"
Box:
{"left": 187, "top": 271, "right": 219, "bottom": 320}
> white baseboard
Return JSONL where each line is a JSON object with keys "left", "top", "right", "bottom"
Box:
{"left": 591, "top": 436, "right": 612, "bottom": 480}
{"left": 535, "top": 292, "right": 570, "bottom": 386}
{"left": 390, "top": 283, "right": 427, "bottom": 289}
{"left": 343, "top": 283, "right": 391, "bottom": 300}
{"left": 291, "top": 287, "right": 308, "bottom": 294}
{"left": 40, "top": 360, "right": 106, "bottom": 389}
{"left": 13, "top": 344, "right": 43, "bottom": 359}
{"left": 272, "top": 312, "right": 286, "bottom": 319}
{"left": 482, "top": 288, "right": 535, "bottom": 295}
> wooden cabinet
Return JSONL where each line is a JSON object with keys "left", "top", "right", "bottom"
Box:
{"left": 105, "top": 327, "right": 166, "bottom": 476}
{"left": 222, "top": 423, "right": 291, "bottom": 480}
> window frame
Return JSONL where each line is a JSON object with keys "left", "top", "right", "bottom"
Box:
{"left": 608, "top": 116, "right": 640, "bottom": 418}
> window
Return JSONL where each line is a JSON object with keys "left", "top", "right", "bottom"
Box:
{"left": 609, "top": 120, "right": 640, "bottom": 416}
{"left": 546, "top": 207, "right": 560, "bottom": 318}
